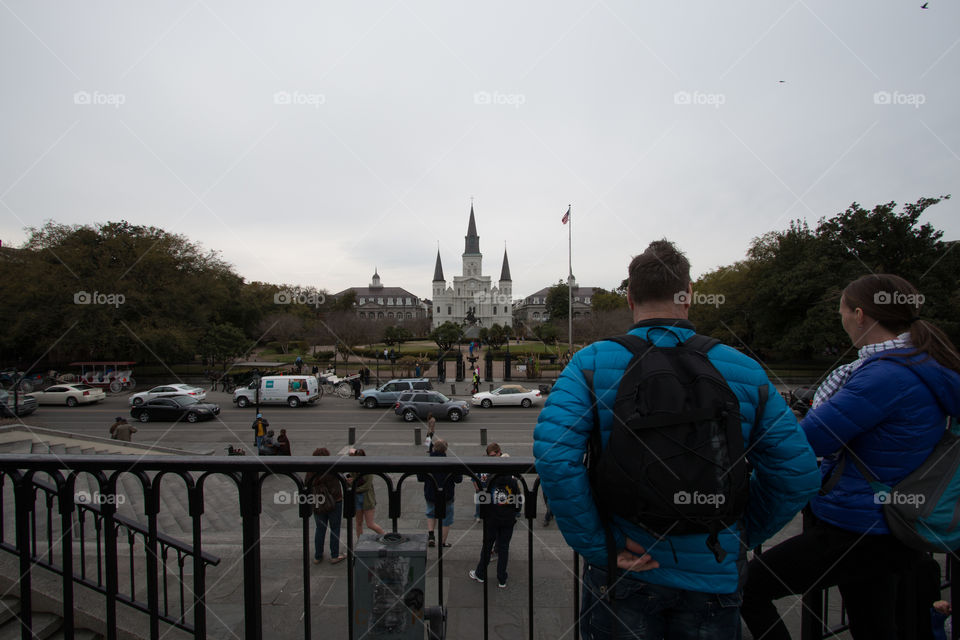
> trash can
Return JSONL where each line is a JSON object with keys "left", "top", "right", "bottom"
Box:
{"left": 352, "top": 532, "right": 428, "bottom": 639}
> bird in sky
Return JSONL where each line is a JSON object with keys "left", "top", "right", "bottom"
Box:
{"left": 921, "top": 2, "right": 929, "bottom": 8}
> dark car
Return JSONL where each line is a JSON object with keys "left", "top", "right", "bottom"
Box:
{"left": 394, "top": 391, "right": 469, "bottom": 422}
{"left": 0, "top": 389, "right": 38, "bottom": 418}
{"left": 789, "top": 385, "right": 816, "bottom": 417}
{"left": 129, "top": 395, "right": 220, "bottom": 423}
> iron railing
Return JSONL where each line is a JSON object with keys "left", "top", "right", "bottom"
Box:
{"left": 0, "top": 454, "right": 956, "bottom": 640}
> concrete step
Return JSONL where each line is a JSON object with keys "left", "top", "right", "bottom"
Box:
{"left": 48, "top": 444, "right": 66, "bottom": 456}
{"left": 64, "top": 446, "right": 82, "bottom": 455}
{"left": 48, "top": 629, "right": 101, "bottom": 640}
{"left": 30, "top": 443, "right": 50, "bottom": 454}
{"left": 0, "top": 597, "right": 20, "bottom": 626}
{"left": 80, "top": 448, "right": 95, "bottom": 455}
{"left": 0, "top": 611, "right": 60, "bottom": 640}
{"left": 0, "top": 440, "right": 33, "bottom": 455}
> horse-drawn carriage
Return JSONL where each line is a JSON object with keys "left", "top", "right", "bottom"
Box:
{"left": 65, "top": 361, "right": 137, "bottom": 394}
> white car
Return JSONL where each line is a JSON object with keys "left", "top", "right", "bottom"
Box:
{"left": 471, "top": 385, "right": 543, "bottom": 409}
{"left": 28, "top": 384, "right": 106, "bottom": 407}
{"left": 130, "top": 384, "right": 206, "bottom": 405}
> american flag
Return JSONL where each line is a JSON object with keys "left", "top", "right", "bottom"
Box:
{"left": 561, "top": 205, "right": 570, "bottom": 224}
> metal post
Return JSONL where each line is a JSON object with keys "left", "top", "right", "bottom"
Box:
{"left": 480, "top": 429, "right": 487, "bottom": 446}
{"left": 349, "top": 427, "right": 356, "bottom": 445}
{"left": 415, "top": 428, "right": 422, "bottom": 446}
{"left": 239, "top": 471, "right": 263, "bottom": 640}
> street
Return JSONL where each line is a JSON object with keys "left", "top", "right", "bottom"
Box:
{"left": 10, "top": 388, "right": 543, "bottom": 456}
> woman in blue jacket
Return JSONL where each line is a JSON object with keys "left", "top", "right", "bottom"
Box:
{"left": 741, "top": 274, "right": 960, "bottom": 640}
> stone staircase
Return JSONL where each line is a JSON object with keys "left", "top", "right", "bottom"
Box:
{"left": 0, "top": 426, "right": 305, "bottom": 543}
{"left": 0, "top": 595, "right": 102, "bottom": 640}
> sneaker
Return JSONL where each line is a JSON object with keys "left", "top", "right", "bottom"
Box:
{"left": 498, "top": 581, "right": 507, "bottom": 589}
{"left": 442, "top": 542, "right": 451, "bottom": 548}
{"left": 312, "top": 557, "right": 321, "bottom": 565}
{"left": 428, "top": 538, "right": 436, "bottom": 547}
{"left": 330, "top": 555, "right": 346, "bottom": 565}
{"left": 469, "top": 570, "right": 484, "bottom": 583}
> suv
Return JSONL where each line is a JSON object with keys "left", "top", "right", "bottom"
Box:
{"left": 394, "top": 391, "right": 469, "bottom": 422}
{"left": 358, "top": 379, "right": 433, "bottom": 408}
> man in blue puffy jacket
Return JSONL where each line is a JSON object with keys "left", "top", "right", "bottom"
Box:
{"left": 533, "top": 240, "right": 820, "bottom": 639}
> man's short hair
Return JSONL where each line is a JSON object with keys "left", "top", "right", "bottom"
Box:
{"left": 627, "top": 240, "right": 691, "bottom": 306}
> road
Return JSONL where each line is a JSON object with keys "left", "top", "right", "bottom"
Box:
{"left": 11, "top": 389, "right": 542, "bottom": 456}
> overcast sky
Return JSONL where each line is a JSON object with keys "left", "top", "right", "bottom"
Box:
{"left": 2, "top": 1, "right": 958, "bottom": 301}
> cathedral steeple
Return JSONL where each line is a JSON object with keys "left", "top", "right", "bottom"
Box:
{"left": 464, "top": 204, "right": 480, "bottom": 256}
{"left": 432, "top": 251, "right": 444, "bottom": 282}
{"left": 499, "top": 249, "right": 512, "bottom": 282}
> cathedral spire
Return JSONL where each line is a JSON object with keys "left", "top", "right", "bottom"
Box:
{"left": 432, "top": 250, "right": 445, "bottom": 282}
{"left": 499, "top": 248, "right": 512, "bottom": 282}
{"left": 464, "top": 204, "right": 480, "bottom": 256}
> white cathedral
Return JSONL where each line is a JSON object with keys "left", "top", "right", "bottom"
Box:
{"left": 431, "top": 205, "right": 513, "bottom": 330}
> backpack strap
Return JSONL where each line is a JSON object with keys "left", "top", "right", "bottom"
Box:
{"left": 583, "top": 369, "right": 619, "bottom": 605}
{"left": 681, "top": 333, "right": 721, "bottom": 354}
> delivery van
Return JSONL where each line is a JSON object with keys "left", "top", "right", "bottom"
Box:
{"left": 233, "top": 375, "right": 320, "bottom": 408}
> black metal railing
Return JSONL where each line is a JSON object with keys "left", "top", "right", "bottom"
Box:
{"left": 0, "top": 455, "right": 562, "bottom": 640}
{"left": 1, "top": 454, "right": 954, "bottom": 640}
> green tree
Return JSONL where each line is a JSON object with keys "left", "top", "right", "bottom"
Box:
{"left": 591, "top": 288, "right": 628, "bottom": 313}
{"left": 545, "top": 281, "right": 570, "bottom": 320}
{"left": 533, "top": 322, "right": 559, "bottom": 346}
{"left": 200, "top": 323, "right": 249, "bottom": 370}
{"left": 332, "top": 289, "right": 357, "bottom": 312}
{"left": 482, "top": 324, "right": 512, "bottom": 350}
{"left": 430, "top": 322, "right": 464, "bottom": 352}
{"left": 383, "top": 325, "right": 412, "bottom": 347}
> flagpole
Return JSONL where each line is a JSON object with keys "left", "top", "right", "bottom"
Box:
{"left": 567, "top": 204, "right": 573, "bottom": 359}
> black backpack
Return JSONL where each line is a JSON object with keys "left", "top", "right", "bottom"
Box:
{"left": 585, "top": 333, "right": 763, "bottom": 564}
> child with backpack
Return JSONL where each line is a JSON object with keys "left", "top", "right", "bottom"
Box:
{"left": 469, "top": 468, "right": 521, "bottom": 588}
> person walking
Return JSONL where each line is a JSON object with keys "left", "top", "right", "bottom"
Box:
{"left": 349, "top": 449, "right": 385, "bottom": 537}
{"left": 534, "top": 240, "right": 819, "bottom": 639}
{"left": 109, "top": 417, "right": 137, "bottom": 442}
{"left": 417, "top": 439, "right": 461, "bottom": 548}
{"left": 741, "top": 273, "right": 960, "bottom": 640}
{"left": 469, "top": 466, "right": 522, "bottom": 588}
{"left": 305, "top": 448, "right": 346, "bottom": 564}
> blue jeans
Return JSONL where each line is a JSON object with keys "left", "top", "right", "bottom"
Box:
{"left": 580, "top": 564, "right": 741, "bottom": 640}
{"left": 313, "top": 501, "right": 343, "bottom": 559}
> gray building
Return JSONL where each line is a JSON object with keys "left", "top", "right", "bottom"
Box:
{"left": 334, "top": 270, "right": 427, "bottom": 322}
{"left": 514, "top": 276, "right": 595, "bottom": 323}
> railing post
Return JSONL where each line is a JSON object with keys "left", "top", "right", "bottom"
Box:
{"left": 189, "top": 482, "right": 208, "bottom": 640}
{"left": 14, "top": 474, "right": 34, "bottom": 640}
{"left": 102, "top": 479, "right": 120, "bottom": 640}
{"left": 143, "top": 479, "right": 161, "bottom": 640}
{"left": 239, "top": 470, "right": 263, "bottom": 640}
{"left": 800, "top": 591, "right": 824, "bottom": 640}
{"left": 58, "top": 476, "right": 76, "bottom": 640}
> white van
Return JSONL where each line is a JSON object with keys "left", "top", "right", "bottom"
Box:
{"left": 233, "top": 375, "right": 320, "bottom": 408}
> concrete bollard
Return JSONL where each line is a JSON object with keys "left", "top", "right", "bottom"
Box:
{"left": 480, "top": 428, "right": 487, "bottom": 446}
{"left": 489, "top": 383, "right": 493, "bottom": 392}
{"left": 348, "top": 427, "right": 356, "bottom": 445}
{"left": 415, "top": 427, "right": 422, "bottom": 446}
{"left": 451, "top": 384, "right": 456, "bottom": 396}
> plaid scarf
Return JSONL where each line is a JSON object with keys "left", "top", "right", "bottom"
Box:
{"left": 812, "top": 333, "right": 913, "bottom": 409}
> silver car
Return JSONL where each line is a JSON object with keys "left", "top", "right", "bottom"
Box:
{"left": 393, "top": 391, "right": 469, "bottom": 422}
